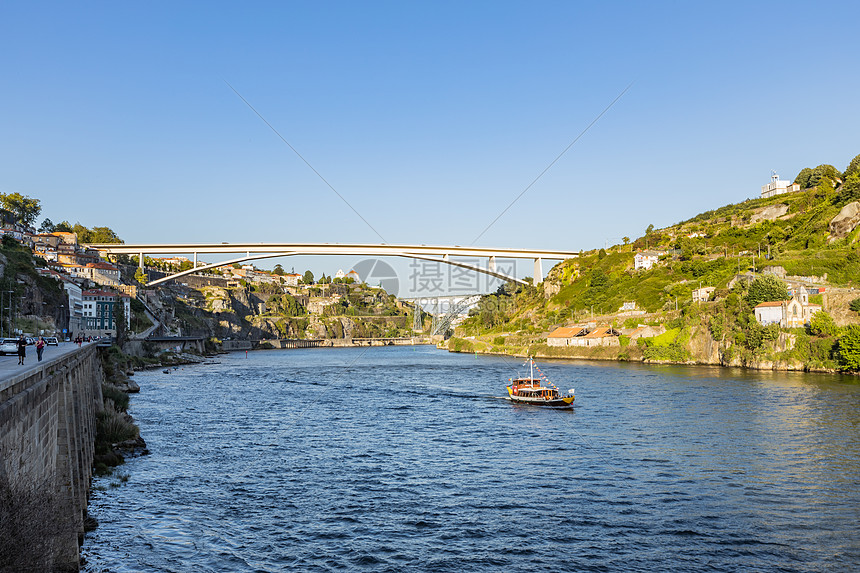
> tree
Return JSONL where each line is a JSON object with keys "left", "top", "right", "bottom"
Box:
{"left": 807, "top": 164, "right": 841, "bottom": 188}
{"left": 794, "top": 167, "right": 813, "bottom": 189}
{"left": 0, "top": 193, "right": 41, "bottom": 227}
{"left": 273, "top": 264, "right": 285, "bottom": 276}
{"left": 809, "top": 311, "right": 839, "bottom": 337}
{"left": 113, "top": 296, "right": 128, "bottom": 347}
{"left": 622, "top": 236, "right": 630, "bottom": 245}
{"left": 303, "top": 270, "right": 314, "bottom": 284}
{"left": 746, "top": 275, "right": 788, "bottom": 307}
{"left": 38, "top": 218, "right": 55, "bottom": 233}
{"left": 646, "top": 224, "right": 655, "bottom": 235}
{"left": 54, "top": 220, "right": 73, "bottom": 232}
{"left": 134, "top": 268, "right": 147, "bottom": 285}
{"left": 838, "top": 171, "right": 860, "bottom": 204}
{"left": 837, "top": 325, "right": 860, "bottom": 370}
{"left": 850, "top": 298, "right": 860, "bottom": 313}
{"left": 72, "top": 223, "right": 123, "bottom": 244}
{"left": 844, "top": 153, "right": 860, "bottom": 179}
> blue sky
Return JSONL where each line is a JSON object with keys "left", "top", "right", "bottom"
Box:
{"left": 2, "top": 1, "right": 859, "bottom": 289}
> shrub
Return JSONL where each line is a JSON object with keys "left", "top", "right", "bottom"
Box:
{"left": 837, "top": 325, "right": 860, "bottom": 370}
{"left": 97, "top": 406, "right": 138, "bottom": 445}
{"left": 849, "top": 298, "right": 860, "bottom": 313}
{"left": 101, "top": 383, "right": 129, "bottom": 411}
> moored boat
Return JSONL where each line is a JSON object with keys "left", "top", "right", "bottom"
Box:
{"left": 506, "top": 357, "right": 574, "bottom": 407}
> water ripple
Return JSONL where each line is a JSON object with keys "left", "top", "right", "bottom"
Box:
{"left": 82, "top": 347, "right": 860, "bottom": 572}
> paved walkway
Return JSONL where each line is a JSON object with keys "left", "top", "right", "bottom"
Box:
{"left": 0, "top": 342, "right": 94, "bottom": 381}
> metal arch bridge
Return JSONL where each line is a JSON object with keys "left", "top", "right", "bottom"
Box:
{"left": 85, "top": 242, "right": 580, "bottom": 288}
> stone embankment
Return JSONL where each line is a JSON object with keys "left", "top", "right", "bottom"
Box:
{"left": 0, "top": 345, "right": 103, "bottom": 572}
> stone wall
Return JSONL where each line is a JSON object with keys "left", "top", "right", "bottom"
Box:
{"left": 0, "top": 345, "right": 103, "bottom": 572}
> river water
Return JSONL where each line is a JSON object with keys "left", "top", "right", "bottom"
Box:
{"left": 81, "top": 346, "right": 860, "bottom": 572}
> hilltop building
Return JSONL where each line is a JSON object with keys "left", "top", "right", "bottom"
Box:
{"left": 761, "top": 171, "right": 800, "bottom": 199}
{"left": 634, "top": 251, "right": 665, "bottom": 271}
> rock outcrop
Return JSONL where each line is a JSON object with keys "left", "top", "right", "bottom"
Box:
{"left": 828, "top": 201, "right": 860, "bottom": 241}
{"left": 749, "top": 203, "right": 789, "bottom": 225}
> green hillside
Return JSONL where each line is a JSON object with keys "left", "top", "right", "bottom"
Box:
{"left": 451, "top": 153, "right": 860, "bottom": 372}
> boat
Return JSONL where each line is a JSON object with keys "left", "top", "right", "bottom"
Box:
{"left": 506, "top": 358, "right": 574, "bottom": 407}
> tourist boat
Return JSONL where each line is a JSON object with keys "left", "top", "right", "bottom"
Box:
{"left": 506, "top": 358, "right": 574, "bottom": 407}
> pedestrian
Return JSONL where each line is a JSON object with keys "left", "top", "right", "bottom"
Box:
{"left": 36, "top": 336, "right": 46, "bottom": 362}
{"left": 17, "top": 334, "right": 26, "bottom": 365}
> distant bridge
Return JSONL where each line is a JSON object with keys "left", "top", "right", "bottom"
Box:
{"left": 86, "top": 242, "right": 579, "bottom": 288}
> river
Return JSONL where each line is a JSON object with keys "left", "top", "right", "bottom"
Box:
{"left": 81, "top": 346, "right": 860, "bottom": 572}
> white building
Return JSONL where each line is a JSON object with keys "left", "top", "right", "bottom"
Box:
{"left": 634, "top": 251, "right": 663, "bottom": 270}
{"left": 754, "top": 289, "right": 821, "bottom": 328}
{"left": 62, "top": 279, "right": 84, "bottom": 338}
{"left": 692, "top": 286, "right": 716, "bottom": 303}
{"left": 761, "top": 171, "right": 801, "bottom": 199}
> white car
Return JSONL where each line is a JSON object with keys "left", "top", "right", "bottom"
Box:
{"left": 45, "top": 337, "right": 59, "bottom": 346}
{"left": 0, "top": 339, "right": 19, "bottom": 355}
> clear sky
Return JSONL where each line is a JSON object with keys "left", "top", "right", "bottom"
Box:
{"left": 2, "top": 1, "right": 859, "bottom": 290}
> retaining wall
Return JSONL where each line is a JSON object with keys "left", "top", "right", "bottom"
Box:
{"left": 0, "top": 345, "right": 103, "bottom": 572}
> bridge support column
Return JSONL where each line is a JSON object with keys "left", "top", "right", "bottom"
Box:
{"left": 489, "top": 256, "right": 496, "bottom": 273}
{"left": 533, "top": 258, "right": 543, "bottom": 285}
{"left": 193, "top": 252, "right": 197, "bottom": 269}
{"left": 139, "top": 252, "right": 144, "bottom": 271}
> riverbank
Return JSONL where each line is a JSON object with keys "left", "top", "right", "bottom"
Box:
{"left": 441, "top": 334, "right": 843, "bottom": 374}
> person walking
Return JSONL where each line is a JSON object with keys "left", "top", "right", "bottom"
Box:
{"left": 16, "top": 334, "right": 26, "bottom": 365}
{"left": 36, "top": 336, "right": 46, "bottom": 362}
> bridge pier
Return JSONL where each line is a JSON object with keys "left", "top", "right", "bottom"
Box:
{"left": 533, "top": 257, "right": 543, "bottom": 285}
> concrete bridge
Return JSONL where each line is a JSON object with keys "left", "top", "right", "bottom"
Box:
{"left": 87, "top": 242, "right": 580, "bottom": 288}
{"left": 0, "top": 343, "right": 102, "bottom": 571}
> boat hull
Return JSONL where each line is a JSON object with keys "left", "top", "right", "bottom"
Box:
{"left": 506, "top": 387, "right": 574, "bottom": 408}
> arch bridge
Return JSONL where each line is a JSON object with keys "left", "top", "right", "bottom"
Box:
{"left": 85, "top": 242, "right": 579, "bottom": 288}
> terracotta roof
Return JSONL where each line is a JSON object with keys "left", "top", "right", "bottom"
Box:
{"left": 82, "top": 289, "right": 130, "bottom": 298}
{"left": 86, "top": 262, "right": 118, "bottom": 270}
{"left": 548, "top": 326, "right": 585, "bottom": 338}
{"left": 755, "top": 301, "right": 786, "bottom": 308}
{"left": 584, "top": 327, "right": 617, "bottom": 339}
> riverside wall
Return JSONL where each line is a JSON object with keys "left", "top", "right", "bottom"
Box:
{"left": 0, "top": 345, "right": 103, "bottom": 572}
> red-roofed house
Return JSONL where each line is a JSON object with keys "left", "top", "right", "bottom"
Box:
{"left": 86, "top": 261, "right": 121, "bottom": 286}
{"left": 547, "top": 326, "right": 587, "bottom": 347}
{"left": 569, "top": 326, "right": 622, "bottom": 347}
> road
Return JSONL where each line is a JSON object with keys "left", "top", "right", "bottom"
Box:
{"left": 0, "top": 341, "right": 93, "bottom": 381}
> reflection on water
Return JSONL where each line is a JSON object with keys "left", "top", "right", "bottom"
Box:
{"left": 82, "top": 347, "right": 860, "bottom": 572}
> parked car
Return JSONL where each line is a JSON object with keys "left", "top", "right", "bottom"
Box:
{"left": 0, "top": 338, "right": 19, "bottom": 355}
{"left": 25, "top": 337, "right": 35, "bottom": 346}
{"left": 45, "top": 336, "right": 59, "bottom": 346}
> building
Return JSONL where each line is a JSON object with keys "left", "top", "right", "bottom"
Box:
{"left": 81, "top": 289, "right": 131, "bottom": 336}
{"left": 568, "top": 326, "right": 622, "bottom": 347}
{"left": 634, "top": 251, "right": 664, "bottom": 270}
{"left": 761, "top": 171, "right": 801, "bottom": 199}
{"left": 283, "top": 273, "right": 302, "bottom": 287}
{"left": 85, "top": 261, "right": 121, "bottom": 286}
{"left": 546, "top": 326, "right": 587, "bottom": 347}
{"left": 692, "top": 286, "right": 716, "bottom": 303}
{"left": 754, "top": 289, "right": 822, "bottom": 328}
{"left": 62, "top": 279, "right": 84, "bottom": 338}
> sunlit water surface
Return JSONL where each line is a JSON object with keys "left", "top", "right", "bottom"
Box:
{"left": 82, "top": 346, "right": 860, "bottom": 572}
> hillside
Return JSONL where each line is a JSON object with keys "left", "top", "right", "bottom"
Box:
{"left": 448, "top": 154, "right": 860, "bottom": 372}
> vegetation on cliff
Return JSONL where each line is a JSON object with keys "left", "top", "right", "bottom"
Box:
{"left": 453, "top": 153, "right": 860, "bottom": 372}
